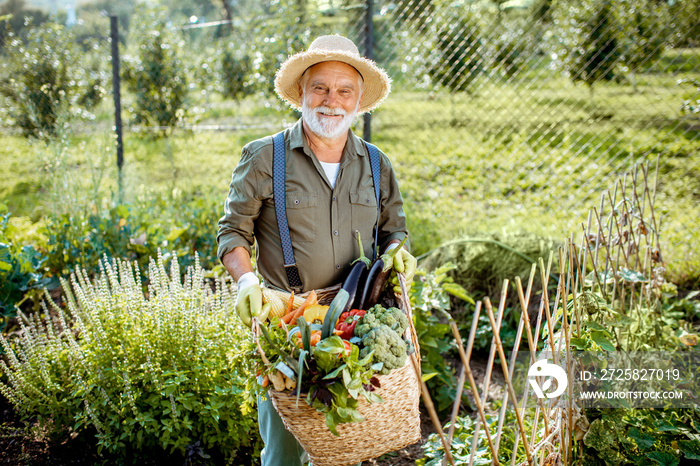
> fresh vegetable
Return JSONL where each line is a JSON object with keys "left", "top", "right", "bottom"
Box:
{"left": 354, "top": 304, "right": 409, "bottom": 337}
{"left": 268, "top": 288, "right": 307, "bottom": 312}
{"left": 359, "top": 235, "right": 408, "bottom": 309}
{"left": 335, "top": 309, "right": 367, "bottom": 340}
{"left": 358, "top": 257, "right": 386, "bottom": 311}
{"left": 358, "top": 325, "right": 407, "bottom": 375}
{"left": 342, "top": 230, "right": 372, "bottom": 311}
{"left": 321, "top": 289, "right": 350, "bottom": 339}
{"left": 269, "top": 370, "right": 286, "bottom": 391}
{"left": 261, "top": 288, "right": 287, "bottom": 319}
{"left": 295, "top": 330, "right": 322, "bottom": 348}
{"left": 309, "top": 335, "right": 382, "bottom": 435}
{"left": 281, "top": 290, "right": 317, "bottom": 327}
{"left": 303, "top": 304, "right": 329, "bottom": 324}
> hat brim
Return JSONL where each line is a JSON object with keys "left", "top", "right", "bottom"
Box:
{"left": 274, "top": 49, "right": 391, "bottom": 114}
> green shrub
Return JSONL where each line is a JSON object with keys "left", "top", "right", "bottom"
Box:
{"left": 122, "top": 7, "right": 188, "bottom": 134}
{"left": 427, "top": 11, "right": 485, "bottom": 93}
{"left": 220, "top": 47, "right": 253, "bottom": 101}
{"left": 0, "top": 205, "right": 48, "bottom": 327}
{"left": 0, "top": 253, "right": 259, "bottom": 460}
{"left": 417, "top": 404, "right": 532, "bottom": 465}
{"left": 41, "top": 190, "right": 221, "bottom": 281}
{"left": 0, "top": 22, "right": 106, "bottom": 139}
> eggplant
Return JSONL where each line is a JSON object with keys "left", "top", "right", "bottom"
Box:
{"left": 341, "top": 260, "right": 367, "bottom": 313}
{"left": 359, "top": 235, "right": 409, "bottom": 310}
{"left": 358, "top": 257, "right": 388, "bottom": 310}
{"left": 341, "top": 230, "right": 372, "bottom": 311}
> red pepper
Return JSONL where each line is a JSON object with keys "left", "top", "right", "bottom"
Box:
{"left": 335, "top": 309, "right": 366, "bottom": 340}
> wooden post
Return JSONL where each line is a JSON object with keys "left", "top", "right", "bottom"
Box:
{"left": 110, "top": 15, "right": 124, "bottom": 200}
{"left": 363, "top": 0, "right": 373, "bottom": 142}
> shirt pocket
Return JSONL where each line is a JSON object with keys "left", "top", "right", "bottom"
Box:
{"left": 285, "top": 191, "right": 318, "bottom": 243}
{"left": 350, "top": 190, "right": 378, "bottom": 253}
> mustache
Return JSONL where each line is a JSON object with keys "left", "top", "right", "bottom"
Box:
{"left": 313, "top": 106, "right": 347, "bottom": 116}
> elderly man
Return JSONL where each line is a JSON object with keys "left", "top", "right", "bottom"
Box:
{"left": 217, "top": 35, "right": 416, "bottom": 466}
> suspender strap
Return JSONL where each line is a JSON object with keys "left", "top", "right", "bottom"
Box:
{"left": 272, "top": 132, "right": 303, "bottom": 292}
{"left": 364, "top": 141, "right": 382, "bottom": 261}
{"left": 271, "top": 132, "right": 382, "bottom": 290}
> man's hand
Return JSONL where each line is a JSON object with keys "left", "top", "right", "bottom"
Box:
{"left": 385, "top": 240, "right": 417, "bottom": 295}
{"left": 392, "top": 247, "right": 417, "bottom": 284}
{"left": 235, "top": 273, "right": 262, "bottom": 327}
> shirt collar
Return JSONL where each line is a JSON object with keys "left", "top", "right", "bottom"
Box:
{"left": 289, "top": 118, "right": 367, "bottom": 161}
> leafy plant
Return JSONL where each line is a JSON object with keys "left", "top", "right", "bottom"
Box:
{"left": 411, "top": 263, "right": 474, "bottom": 414}
{"left": 0, "top": 253, "right": 259, "bottom": 460}
{"left": 122, "top": 6, "right": 188, "bottom": 134}
{"left": 0, "top": 21, "right": 106, "bottom": 139}
{"left": 41, "top": 189, "right": 222, "bottom": 282}
{"left": 0, "top": 206, "right": 48, "bottom": 326}
{"left": 417, "top": 403, "right": 533, "bottom": 466}
{"left": 580, "top": 408, "right": 700, "bottom": 466}
{"left": 427, "top": 10, "right": 485, "bottom": 93}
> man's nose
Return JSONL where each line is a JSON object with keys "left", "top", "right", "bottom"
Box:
{"left": 324, "top": 90, "right": 340, "bottom": 107}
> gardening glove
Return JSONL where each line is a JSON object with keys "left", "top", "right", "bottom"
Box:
{"left": 235, "top": 272, "right": 262, "bottom": 328}
{"left": 386, "top": 243, "right": 417, "bottom": 294}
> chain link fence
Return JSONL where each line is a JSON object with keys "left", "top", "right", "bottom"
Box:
{"left": 0, "top": 0, "right": 698, "bottom": 282}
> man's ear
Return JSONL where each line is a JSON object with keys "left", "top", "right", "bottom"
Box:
{"left": 297, "top": 85, "right": 304, "bottom": 106}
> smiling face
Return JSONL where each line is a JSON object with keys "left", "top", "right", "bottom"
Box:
{"left": 299, "top": 61, "right": 363, "bottom": 139}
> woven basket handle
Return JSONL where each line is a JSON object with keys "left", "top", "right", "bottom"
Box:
{"left": 395, "top": 272, "right": 421, "bottom": 363}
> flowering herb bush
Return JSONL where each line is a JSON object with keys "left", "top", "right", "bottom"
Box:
{"left": 0, "top": 253, "right": 258, "bottom": 460}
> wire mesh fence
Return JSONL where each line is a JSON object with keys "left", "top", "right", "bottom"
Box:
{"left": 0, "top": 0, "right": 698, "bottom": 270}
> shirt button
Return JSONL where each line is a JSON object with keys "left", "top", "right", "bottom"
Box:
{"left": 294, "top": 199, "right": 300, "bottom": 205}
{"left": 332, "top": 196, "right": 337, "bottom": 201}
{"left": 336, "top": 264, "right": 341, "bottom": 269}
{"left": 333, "top": 230, "right": 338, "bottom": 236}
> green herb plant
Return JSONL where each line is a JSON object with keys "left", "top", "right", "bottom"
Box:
{"left": 0, "top": 253, "right": 258, "bottom": 461}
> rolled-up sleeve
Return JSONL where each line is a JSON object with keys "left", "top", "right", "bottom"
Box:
{"left": 217, "top": 146, "right": 263, "bottom": 263}
{"left": 377, "top": 151, "right": 410, "bottom": 253}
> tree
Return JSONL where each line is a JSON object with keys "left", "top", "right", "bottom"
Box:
{"left": 618, "top": 0, "right": 671, "bottom": 91}
{"left": 428, "top": 10, "right": 485, "bottom": 93}
{"left": 0, "top": 0, "right": 48, "bottom": 49}
{"left": 0, "top": 22, "right": 105, "bottom": 139}
{"left": 570, "top": 0, "right": 621, "bottom": 89}
{"left": 122, "top": 8, "right": 188, "bottom": 135}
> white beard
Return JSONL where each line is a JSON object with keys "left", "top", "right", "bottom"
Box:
{"left": 302, "top": 95, "right": 359, "bottom": 139}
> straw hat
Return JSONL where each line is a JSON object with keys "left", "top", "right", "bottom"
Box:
{"left": 274, "top": 35, "right": 391, "bottom": 114}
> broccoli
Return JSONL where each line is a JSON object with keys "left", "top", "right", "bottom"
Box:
{"left": 354, "top": 304, "right": 409, "bottom": 337}
{"left": 359, "top": 324, "right": 407, "bottom": 375}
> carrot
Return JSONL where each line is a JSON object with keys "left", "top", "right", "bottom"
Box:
{"left": 280, "top": 290, "right": 317, "bottom": 327}
{"left": 261, "top": 374, "right": 269, "bottom": 388}
{"left": 284, "top": 291, "right": 295, "bottom": 316}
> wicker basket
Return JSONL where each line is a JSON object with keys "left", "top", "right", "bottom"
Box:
{"left": 256, "top": 274, "right": 422, "bottom": 466}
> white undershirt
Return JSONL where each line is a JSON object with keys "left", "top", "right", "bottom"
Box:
{"left": 319, "top": 161, "right": 341, "bottom": 189}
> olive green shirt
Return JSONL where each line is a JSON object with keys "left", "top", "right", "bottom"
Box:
{"left": 217, "top": 119, "right": 408, "bottom": 292}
